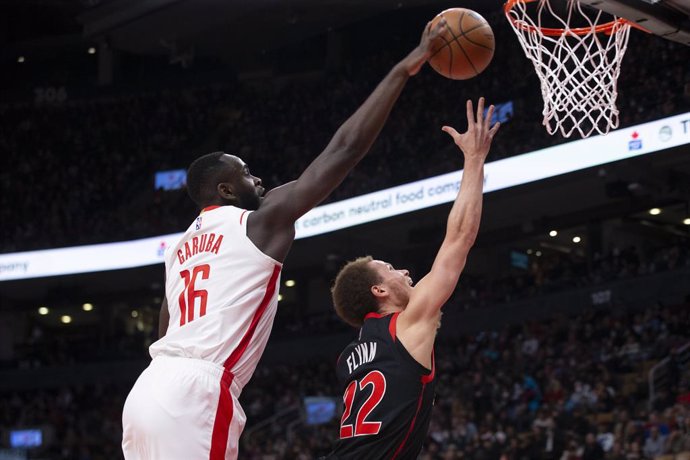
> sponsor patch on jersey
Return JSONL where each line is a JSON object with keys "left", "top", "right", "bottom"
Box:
{"left": 195, "top": 216, "right": 202, "bottom": 230}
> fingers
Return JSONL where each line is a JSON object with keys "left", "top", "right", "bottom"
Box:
{"left": 441, "top": 125, "right": 459, "bottom": 138}
{"left": 476, "top": 97, "right": 485, "bottom": 126}
{"left": 430, "top": 18, "right": 447, "bottom": 38}
{"left": 466, "top": 99, "right": 475, "bottom": 128}
{"left": 485, "top": 104, "right": 495, "bottom": 131}
{"left": 489, "top": 122, "right": 501, "bottom": 139}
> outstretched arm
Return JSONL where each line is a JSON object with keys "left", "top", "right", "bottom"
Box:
{"left": 249, "top": 20, "right": 447, "bottom": 262}
{"left": 402, "top": 98, "right": 500, "bottom": 326}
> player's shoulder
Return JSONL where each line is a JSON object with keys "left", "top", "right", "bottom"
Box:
{"left": 363, "top": 312, "right": 394, "bottom": 328}
{"left": 195, "top": 205, "right": 251, "bottom": 228}
{"left": 358, "top": 314, "right": 397, "bottom": 344}
{"left": 336, "top": 315, "right": 394, "bottom": 364}
{"left": 202, "top": 204, "right": 245, "bottom": 217}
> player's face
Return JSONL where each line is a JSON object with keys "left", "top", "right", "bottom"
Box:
{"left": 221, "top": 154, "right": 265, "bottom": 210}
{"left": 369, "top": 259, "right": 414, "bottom": 306}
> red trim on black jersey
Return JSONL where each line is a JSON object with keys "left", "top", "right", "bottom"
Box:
{"left": 390, "top": 381, "right": 428, "bottom": 460}
{"left": 201, "top": 205, "right": 221, "bottom": 213}
{"left": 421, "top": 350, "right": 435, "bottom": 383}
{"left": 209, "top": 370, "right": 234, "bottom": 460}
{"left": 239, "top": 210, "right": 248, "bottom": 225}
{"left": 388, "top": 312, "right": 399, "bottom": 342}
{"left": 364, "top": 312, "right": 385, "bottom": 320}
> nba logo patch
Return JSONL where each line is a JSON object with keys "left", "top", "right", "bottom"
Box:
{"left": 157, "top": 241, "right": 167, "bottom": 257}
{"left": 195, "top": 216, "right": 202, "bottom": 230}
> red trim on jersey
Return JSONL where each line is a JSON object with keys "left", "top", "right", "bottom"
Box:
{"left": 390, "top": 381, "right": 428, "bottom": 460}
{"left": 202, "top": 205, "right": 221, "bottom": 213}
{"left": 209, "top": 370, "right": 234, "bottom": 460}
{"left": 364, "top": 312, "right": 385, "bottom": 320}
{"left": 388, "top": 312, "right": 399, "bottom": 342}
{"left": 239, "top": 210, "right": 248, "bottom": 225}
{"left": 209, "top": 264, "right": 281, "bottom": 458}
{"left": 223, "top": 265, "right": 282, "bottom": 370}
{"left": 421, "top": 350, "right": 435, "bottom": 383}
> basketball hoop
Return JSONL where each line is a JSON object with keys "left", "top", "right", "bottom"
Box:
{"left": 505, "top": 0, "right": 633, "bottom": 138}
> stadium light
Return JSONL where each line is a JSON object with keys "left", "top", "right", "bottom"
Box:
{"left": 278, "top": 294, "right": 283, "bottom": 302}
{"left": 285, "top": 280, "right": 296, "bottom": 287}
{"left": 683, "top": 218, "right": 690, "bottom": 226}
{"left": 649, "top": 208, "right": 661, "bottom": 215}
{"left": 38, "top": 307, "right": 49, "bottom": 315}
{"left": 131, "top": 310, "right": 139, "bottom": 318}
{"left": 535, "top": 251, "right": 542, "bottom": 257}
{"left": 88, "top": 47, "right": 96, "bottom": 55}
{"left": 573, "top": 236, "right": 582, "bottom": 243}
{"left": 60, "top": 315, "right": 72, "bottom": 324}
{"left": 549, "top": 230, "right": 558, "bottom": 237}
{"left": 17, "top": 56, "right": 25, "bottom": 63}
{"left": 82, "top": 303, "right": 93, "bottom": 312}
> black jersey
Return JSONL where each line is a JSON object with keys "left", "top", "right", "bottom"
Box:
{"left": 326, "top": 312, "right": 436, "bottom": 460}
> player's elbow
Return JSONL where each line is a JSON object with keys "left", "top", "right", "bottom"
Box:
{"left": 462, "top": 232, "right": 478, "bottom": 249}
{"left": 330, "top": 123, "right": 372, "bottom": 156}
{"left": 453, "top": 230, "right": 477, "bottom": 253}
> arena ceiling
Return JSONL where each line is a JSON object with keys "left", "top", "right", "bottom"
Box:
{"left": 76, "top": 0, "right": 489, "bottom": 58}
{"left": 73, "top": 0, "right": 690, "bottom": 57}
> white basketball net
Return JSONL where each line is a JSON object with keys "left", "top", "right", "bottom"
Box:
{"left": 505, "top": 0, "right": 631, "bottom": 138}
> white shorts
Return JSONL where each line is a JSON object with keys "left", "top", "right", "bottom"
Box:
{"left": 122, "top": 356, "right": 246, "bottom": 460}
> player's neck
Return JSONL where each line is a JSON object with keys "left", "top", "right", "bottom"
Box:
{"left": 377, "top": 304, "right": 403, "bottom": 316}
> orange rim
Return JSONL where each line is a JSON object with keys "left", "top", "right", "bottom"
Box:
{"left": 504, "top": 0, "right": 637, "bottom": 36}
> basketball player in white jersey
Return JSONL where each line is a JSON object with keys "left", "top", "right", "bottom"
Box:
{"left": 122, "top": 19, "right": 449, "bottom": 460}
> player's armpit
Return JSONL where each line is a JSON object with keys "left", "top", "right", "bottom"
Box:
{"left": 254, "top": 180, "right": 304, "bottom": 224}
{"left": 158, "top": 296, "right": 170, "bottom": 339}
{"left": 247, "top": 181, "right": 300, "bottom": 262}
{"left": 403, "top": 238, "right": 471, "bottom": 324}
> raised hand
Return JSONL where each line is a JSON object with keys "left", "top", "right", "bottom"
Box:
{"left": 441, "top": 97, "right": 501, "bottom": 162}
{"left": 404, "top": 19, "right": 449, "bottom": 76}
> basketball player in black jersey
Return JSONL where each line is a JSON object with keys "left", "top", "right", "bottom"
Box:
{"left": 325, "top": 98, "right": 500, "bottom": 460}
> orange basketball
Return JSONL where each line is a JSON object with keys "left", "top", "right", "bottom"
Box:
{"left": 428, "top": 8, "right": 495, "bottom": 80}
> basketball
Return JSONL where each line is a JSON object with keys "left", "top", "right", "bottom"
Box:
{"left": 428, "top": 8, "right": 495, "bottom": 80}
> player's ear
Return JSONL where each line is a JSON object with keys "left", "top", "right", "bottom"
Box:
{"left": 217, "top": 182, "right": 235, "bottom": 200}
{"left": 371, "top": 284, "right": 387, "bottom": 299}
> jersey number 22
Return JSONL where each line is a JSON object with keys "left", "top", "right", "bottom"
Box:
{"left": 340, "top": 370, "right": 386, "bottom": 438}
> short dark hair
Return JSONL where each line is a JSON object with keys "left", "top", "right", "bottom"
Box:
{"left": 186, "top": 151, "right": 225, "bottom": 208}
{"left": 331, "top": 256, "right": 381, "bottom": 328}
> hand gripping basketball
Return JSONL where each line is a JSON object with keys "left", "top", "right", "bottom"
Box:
{"left": 404, "top": 19, "right": 449, "bottom": 76}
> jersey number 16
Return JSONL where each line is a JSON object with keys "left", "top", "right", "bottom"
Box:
{"left": 178, "top": 264, "right": 210, "bottom": 326}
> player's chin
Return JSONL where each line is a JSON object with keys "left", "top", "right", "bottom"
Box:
{"left": 246, "top": 195, "right": 262, "bottom": 211}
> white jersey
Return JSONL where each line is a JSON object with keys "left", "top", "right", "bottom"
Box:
{"left": 149, "top": 205, "right": 282, "bottom": 391}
